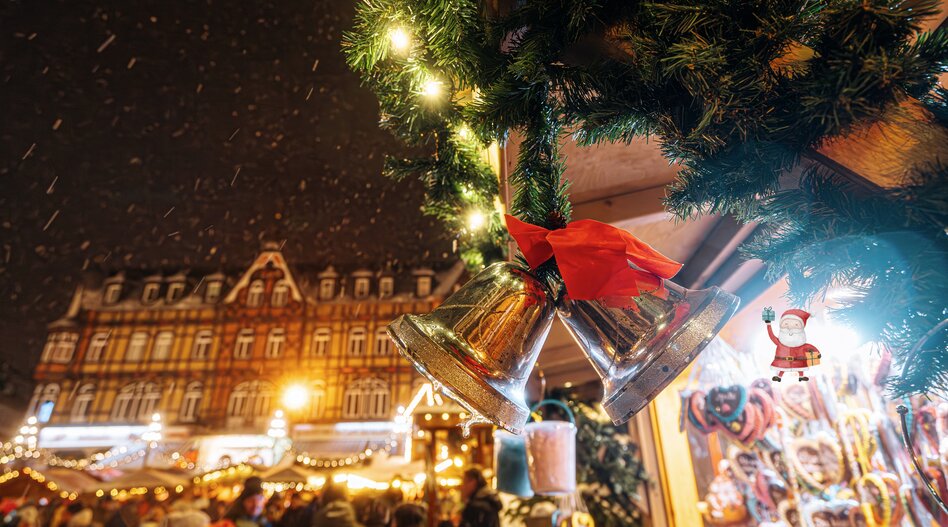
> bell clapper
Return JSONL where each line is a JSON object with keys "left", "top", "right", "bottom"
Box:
{"left": 460, "top": 412, "right": 489, "bottom": 438}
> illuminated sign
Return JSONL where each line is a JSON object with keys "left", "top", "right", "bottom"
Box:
{"left": 39, "top": 425, "right": 148, "bottom": 449}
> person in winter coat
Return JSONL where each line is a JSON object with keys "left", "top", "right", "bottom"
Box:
{"left": 221, "top": 477, "right": 270, "bottom": 527}
{"left": 311, "top": 481, "right": 360, "bottom": 527}
{"left": 459, "top": 467, "right": 501, "bottom": 527}
{"left": 391, "top": 504, "right": 424, "bottom": 527}
{"left": 277, "top": 494, "right": 310, "bottom": 527}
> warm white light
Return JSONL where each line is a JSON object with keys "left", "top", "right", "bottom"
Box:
{"left": 467, "top": 211, "right": 485, "bottom": 231}
{"left": 422, "top": 79, "right": 443, "bottom": 98}
{"left": 282, "top": 384, "right": 309, "bottom": 411}
{"left": 457, "top": 125, "right": 471, "bottom": 140}
{"left": 389, "top": 27, "right": 410, "bottom": 53}
{"left": 434, "top": 459, "right": 454, "bottom": 473}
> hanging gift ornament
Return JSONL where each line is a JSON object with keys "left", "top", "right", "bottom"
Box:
{"left": 387, "top": 262, "right": 554, "bottom": 433}
{"left": 507, "top": 215, "right": 740, "bottom": 425}
{"left": 524, "top": 400, "right": 577, "bottom": 495}
{"left": 493, "top": 430, "right": 534, "bottom": 497}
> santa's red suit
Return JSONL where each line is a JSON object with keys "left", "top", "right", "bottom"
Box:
{"left": 768, "top": 325, "right": 819, "bottom": 369}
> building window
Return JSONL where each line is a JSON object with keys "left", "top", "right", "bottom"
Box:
{"left": 70, "top": 384, "right": 96, "bottom": 423}
{"left": 272, "top": 281, "right": 289, "bottom": 307}
{"left": 29, "top": 384, "right": 60, "bottom": 423}
{"left": 180, "top": 382, "right": 203, "bottom": 423}
{"left": 166, "top": 281, "right": 185, "bottom": 302}
{"left": 312, "top": 328, "right": 331, "bottom": 357}
{"left": 111, "top": 382, "right": 161, "bottom": 422}
{"left": 234, "top": 329, "right": 254, "bottom": 359}
{"left": 310, "top": 381, "right": 326, "bottom": 420}
{"left": 375, "top": 327, "right": 393, "bottom": 356}
{"left": 227, "top": 381, "right": 275, "bottom": 418}
{"left": 143, "top": 282, "right": 161, "bottom": 303}
{"left": 87, "top": 332, "right": 110, "bottom": 362}
{"left": 319, "top": 279, "right": 335, "bottom": 300}
{"left": 126, "top": 332, "right": 149, "bottom": 361}
{"left": 192, "top": 331, "right": 213, "bottom": 359}
{"left": 379, "top": 277, "right": 394, "bottom": 298}
{"left": 354, "top": 278, "right": 370, "bottom": 299}
{"left": 205, "top": 280, "right": 222, "bottom": 303}
{"left": 342, "top": 378, "right": 390, "bottom": 419}
{"left": 416, "top": 276, "right": 432, "bottom": 297}
{"left": 347, "top": 327, "right": 367, "bottom": 356}
{"left": 151, "top": 331, "right": 174, "bottom": 360}
{"left": 104, "top": 283, "right": 122, "bottom": 304}
{"left": 43, "top": 333, "right": 78, "bottom": 363}
{"left": 265, "top": 328, "right": 285, "bottom": 358}
{"left": 247, "top": 280, "right": 265, "bottom": 307}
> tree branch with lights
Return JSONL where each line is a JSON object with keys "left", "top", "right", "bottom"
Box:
{"left": 344, "top": 1, "right": 948, "bottom": 395}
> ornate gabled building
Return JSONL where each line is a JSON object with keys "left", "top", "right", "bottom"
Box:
{"left": 30, "top": 243, "right": 461, "bottom": 465}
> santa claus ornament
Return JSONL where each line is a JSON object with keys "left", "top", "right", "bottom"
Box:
{"left": 763, "top": 308, "right": 822, "bottom": 382}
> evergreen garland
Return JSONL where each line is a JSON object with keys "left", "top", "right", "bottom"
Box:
{"left": 344, "top": 1, "right": 948, "bottom": 395}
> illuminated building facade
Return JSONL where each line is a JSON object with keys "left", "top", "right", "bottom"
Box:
{"left": 30, "top": 243, "right": 460, "bottom": 463}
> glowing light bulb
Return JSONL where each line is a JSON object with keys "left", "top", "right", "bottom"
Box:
{"left": 467, "top": 211, "right": 485, "bottom": 231}
{"left": 389, "top": 27, "right": 410, "bottom": 53}
{"left": 282, "top": 384, "right": 309, "bottom": 411}
{"left": 422, "top": 79, "right": 442, "bottom": 99}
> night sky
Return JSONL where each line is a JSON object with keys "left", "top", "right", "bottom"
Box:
{"left": 0, "top": 1, "right": 451, "bottom": 377}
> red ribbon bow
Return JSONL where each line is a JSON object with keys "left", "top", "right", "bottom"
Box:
{"left": 505, "top": 214, "right": 682, "bottom": 301}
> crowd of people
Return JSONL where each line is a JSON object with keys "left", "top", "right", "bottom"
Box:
{"left": 1, "top": 468, "right": 502, "bottom": 527}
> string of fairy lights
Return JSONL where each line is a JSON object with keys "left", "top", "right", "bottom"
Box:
{"left": 1, "top": 383, "right": 454, "bottom": 496}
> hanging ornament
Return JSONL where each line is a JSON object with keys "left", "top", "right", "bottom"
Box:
{"left": 387, "top": 262, "right": 554, "bottom": 433}
{"left": 493, "top": 430, "right": 533, "bottom": 497}
{"left": 506, "top": 215, "right": 740, "bottom": 424}
{"left": 524, "top": 400, "right": 577, "bottom": 495}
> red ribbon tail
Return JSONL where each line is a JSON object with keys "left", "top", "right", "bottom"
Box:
{"left": 505, "top": 215, "right": 554, "bottom": 269}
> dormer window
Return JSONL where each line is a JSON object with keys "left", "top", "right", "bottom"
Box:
{"left": 247, "top": 280, "right": 265, "bottom": 307}
{"left": 166, "top": 281, "right": 185, "bottom": 302}
{"left": 319, "top": 279, "right": 335, "bottom": 301}
{"left": 272, "top": 281, "right": 289, "bottom": 307}
{"left": 379, "top": 277, "right": 394, "bottom": 298}
{"left": 104, "top": 283, "right": 122, "bottom": 305}
{"left": 416, "top": 276, "right": 432, "bottom": 298}
{"left": 205, "top": 281, "right": 222, "bottom": 303}
{"left": 354, "top": 277, "right": 370, "bottom": 299}
{"left": 142, "top": 282, "right": 161, "bottom": 303}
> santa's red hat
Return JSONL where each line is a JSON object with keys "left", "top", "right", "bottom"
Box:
{"left": 781, "top": 309, "right": 810, "bottom": 325}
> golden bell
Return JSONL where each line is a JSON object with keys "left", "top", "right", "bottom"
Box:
{"left": 388, "top": 262, "right": 555, "bottom": 433}
{"left": 558, "top": 281, "right": 739, "bottom": 425}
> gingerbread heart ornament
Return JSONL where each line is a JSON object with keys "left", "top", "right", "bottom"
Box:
{"left": 781, "top": 383, "right": 816, "bottom": 420}
{"left": 720, "top": 403, "right": 761, "bottom": 444}
{"left": 727, "top": 446, "right": 762, "bottom": 484}
{"left": 758, "top": 447, "right": 791, "bottom": 481}
{"left": 707, "top": 385, "right": 747, "bottom": 423}
{"left": 686, "top": 390, "right": 721, "bottom": 434}
{"left": 855, "top": 472, "right": 902, "bottom": 527}
{"left": 778, "top": 500, "right": 801, "bottom": 527}
{"left": 788, "top": 435, "right": 845, "bottom": 490}
{"left": 802, "top": 499, "right": 862, "bottom": 527}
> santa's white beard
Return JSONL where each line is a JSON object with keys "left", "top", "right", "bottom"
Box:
{"left": 778, "top": 328, "right": 806, "bottom": 347}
